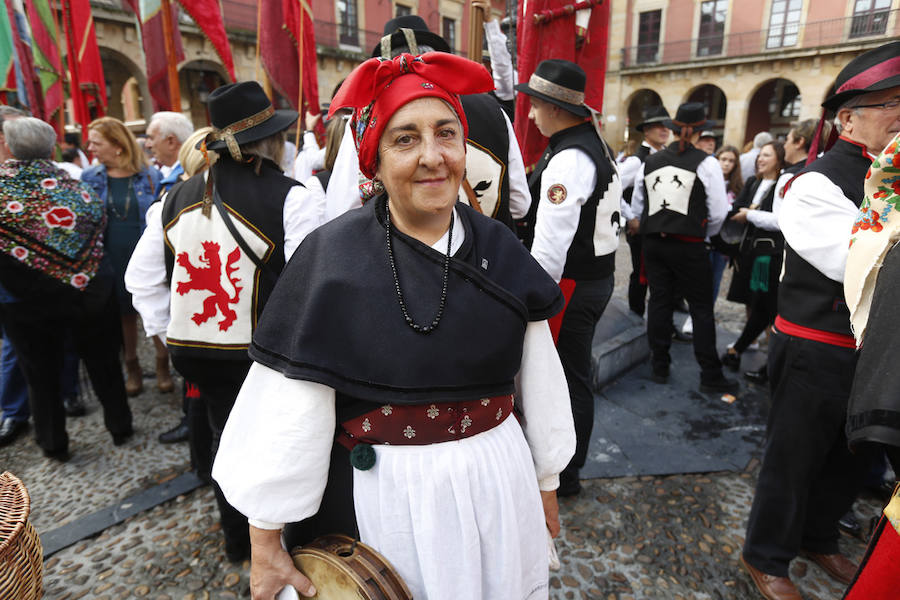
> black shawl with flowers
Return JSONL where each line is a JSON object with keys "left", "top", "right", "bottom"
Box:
{"left": 0, "top": 159, "right": 105, "bottom": 293}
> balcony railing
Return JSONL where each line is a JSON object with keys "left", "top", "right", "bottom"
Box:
{"left": 621, "top": 9, "right": 898, "bottom": 69}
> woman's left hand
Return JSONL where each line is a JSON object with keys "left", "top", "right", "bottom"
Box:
{"left": 541, "top": 490, "right": 561, "bottom": 538}
{"left": 730, "top": 208, "right": 750, "bottom": 223}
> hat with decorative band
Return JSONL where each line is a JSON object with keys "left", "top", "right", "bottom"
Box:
{"left": 636, "top": 105, "right": 670, "bottom": 131}
{"left": 663, "top": 102, "right": 715, "bottom": 135}
{"left": 515, "top": 59, "right": 590, "bottom": 118}
{"left": 371, "top": 15, "right": 451, "bottom": 58}
{"left": 203, "top": 81, "right": 298, "bottom": 160}
{"left": 823, "top": 41, "right": 900, "bottom": 111}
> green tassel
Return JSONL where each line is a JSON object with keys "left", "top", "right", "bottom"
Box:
{"left": 749, "top": 255, "right": 771, "bottom": 293}
{"left": 350, "top": 443, "right": 376, "bottom": 471}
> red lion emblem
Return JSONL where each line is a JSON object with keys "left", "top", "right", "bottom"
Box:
{"left": 175, "top": 241, "right": 243, "bottom": 331}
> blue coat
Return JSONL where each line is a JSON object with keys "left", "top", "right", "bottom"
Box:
{"left": 81, "top": 164, "right": 161, "bottom": 231}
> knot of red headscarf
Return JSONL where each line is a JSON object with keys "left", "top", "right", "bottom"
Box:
{"left": 329, "top": 52, "right": 495, "bottom": 179}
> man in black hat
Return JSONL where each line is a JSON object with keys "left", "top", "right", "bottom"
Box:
{"left": 630, "top": 102, "right": 735, "bottom": 393}
{"left": 324, "top": 15, "right": 531, "bottom": 231}
{"left": 516, "top": 59, "right": 621, "bottom": 497}
{"left": 740, "top": 41, "right": 900, "bottom": 600}
{"left": 125, "top": 81, "right": 318, "bottom": 563}
{"left": 620, "top": 105, "right": 670, "bottom": 317}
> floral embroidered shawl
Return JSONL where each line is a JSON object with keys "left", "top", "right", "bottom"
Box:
{"left": 846, "top": 132, "right": 900, "bottom": 345}
{"left": 0, "top": 159, "right": 106, "bottom": 289}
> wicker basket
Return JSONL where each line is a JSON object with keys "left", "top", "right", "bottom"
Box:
{"left": 0, "top": 471, "right": 43, "bottom": 599}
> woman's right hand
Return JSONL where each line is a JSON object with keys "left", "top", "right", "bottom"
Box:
{"left": 249, "top": 526, "right": 317, "bottom": 599}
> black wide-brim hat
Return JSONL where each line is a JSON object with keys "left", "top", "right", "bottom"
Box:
{"left": 370, "top": 15, "right": 451, "bottom": 58}
{"left": 664, "top": 102, "right": 715, "bottom": 134}
{"left": 514, "top": 59, "right": 590, "bottom": 118}
{"left": 823, "top": 41, "right": 900, "bottom": 111}
{"left": 203, "top": 81, "right": 299, "bottom": 153}
{"left": 636, "top": 105, "right": 670, "bottom": 132}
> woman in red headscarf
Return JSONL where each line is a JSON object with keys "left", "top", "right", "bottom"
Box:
{"left": 212, "top": 53, "right": 576, "bottom": 599}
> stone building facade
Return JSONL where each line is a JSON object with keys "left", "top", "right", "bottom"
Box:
{"left": 601, "top": 0, "right": 899, "bottom": 151}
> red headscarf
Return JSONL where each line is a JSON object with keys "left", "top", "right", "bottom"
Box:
{"left": 329, "top": 52, "right": 495, "bottom": 179}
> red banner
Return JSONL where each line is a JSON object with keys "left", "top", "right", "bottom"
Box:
{"left": 515, "top": 0, "right": 610, "bottom": 170}
{"left": 24, "top": 0, "right": 62, "bottom": 131}
{"left": 4, "top": 0, "right": 43, "bottom": 119}
{"left": 176, "top": 0, "right": 234, "bottom": 81}
{"left": 260, "top": 0, "right": 319, "bottom": 114}
{"left": 123, "top": 0, "right": 184, "bottom": 112}
{"left": 61, "top": 0, "right": 106, "bottom": 140}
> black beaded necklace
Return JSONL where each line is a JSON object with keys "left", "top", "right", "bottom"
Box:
{"left": 385, "top": 205, "right": 453, "bottom": 335}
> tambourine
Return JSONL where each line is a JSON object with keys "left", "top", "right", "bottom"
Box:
{"left": 290, "top": 534, "right": 413, "bottom": 599}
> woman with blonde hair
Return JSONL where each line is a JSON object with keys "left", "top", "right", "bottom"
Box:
{"left": 82, "top": 117, "right": 165, "bottom": 397}
{"left": 178, "top": 126, "right": 217, "bottom": 179}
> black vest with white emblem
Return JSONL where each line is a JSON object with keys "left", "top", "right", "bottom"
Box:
{"left": 459, "top": 94, "right": 513, "bottom": 230}
{"left": 640, "top": 142, "right": 709, "bottom": 237}
{"left": 161, "top": 157, "right": 295, "bottom": 360}
{"left": 778, "top": 138, "right": 872, "bottom": 336}
{"left": 527, "top": 122, "right": 621, "bottom": 280}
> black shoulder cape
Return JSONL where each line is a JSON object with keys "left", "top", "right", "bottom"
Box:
{"left": 250, "top": 197, "right": 563, "bottom": 405}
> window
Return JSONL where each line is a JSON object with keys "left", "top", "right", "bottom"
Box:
{"left": 338, "top": 0, "right": 358, "bottom": 46}
{"left": 442, "top": 17, "right": 456, "bottom": 52}
{"left": 766, "top": 0, "right": 802, "bottom": 49}
{"left": 850, "top": 0, "right": 892, "bottom": 38}
{"left": 637, "top": 10, "right": 662, "bottom": 64}
{"left": 697, "top": 0, "right": 726, "bottom": 56}
{"left": 395, "top": 4, "right": 412, "bottom": 17}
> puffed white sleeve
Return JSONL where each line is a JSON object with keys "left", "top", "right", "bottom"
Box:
{"left": 324, "top": 121, "right": 364, "bottom": 222}
{"left": 515, "top": 320, "right": 576, "bottom": 491}
{"left": 631, "top": 162, "right": 647, "bottom": 222}
{"left": 292, "top": 132, "right": 324, "bottom": 182}
{"left": 504, "top": 112, "right": 531, "bottom": 219}
{"left": 124, "top": 201, "right": 170, "bottom": 338}
{"left": 484, "top": 19, "right": 515, "bottom": 101}
{"left": 779, "top": 171, "right": 858, "bottom": 283}
{"left": 697, "top": 155, "right": 729, "bottom": 237}
{"left": 212, "top": 362, "right": 336, "bottom": 527}
{"left": 282, "top": 184, "right": 323, "bottom": 261}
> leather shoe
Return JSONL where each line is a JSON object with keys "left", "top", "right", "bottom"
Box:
{"left": 721, "top": 349, "right": 741, "bottom": 371}
{"left": 112, "top": 428, "right": 134, "bottom": 446}
{"left": 740, "top": 555, "right": 802, "bottom": 600}
{"left": 43, "top": 446, "right": 71, "bottom": 462}
{"left": 63, "top": 396, "right": 86, "bottom": 417}
{"left": 158, "top": 420, "right": 189, "bottom": 444}
{"left": 651, "top": 365, "right": 670, "bottom": 384}
{"left": 700, "top": 375, "right": 739, "bottom": 394}
{"left": 800, "top": 550, "right": 858, "bottom": 585}
{"left": 0, "top": 417, "right": 28, "bottom": 446}
{"left": 838, "top": 510, "right": 862, "bottom": 537}
{"left": 743, "top": 366, "right": 768, "bottom": 385}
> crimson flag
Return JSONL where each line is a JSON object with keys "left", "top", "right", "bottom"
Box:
{"left": 24, "top": 0, "right": 62, "bottom": 131}
{"left": 176, "top": 0, "right": 234, "bottom": 81}
{"left": 515, "top": 0, "right": 610, "bottom": 170}
{"left": 260, "top": 0, "right": 319, "bottom": 114}
{"left": 123, "top": 0, "right": 184, "bottom": 112}
{"left": 4, "top": 0, "right": 42, "bottom": 119}
{"left": 61, "top": 0, "right": 106, "bottom": 140}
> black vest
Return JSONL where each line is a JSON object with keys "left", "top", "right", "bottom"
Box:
{"left": 778, "top": 138, "right": 872, "bottom": 336}
{"left": 524, "top": 122, "right": 619, "bottom": 280}
{"left": 622, "top": 143, "right": 652, "bottom": 204}
{"left": 734, "top": 177, "right": 783, "bottom": 257}
{"left": 460, "top": 93, "right": 513, "bottom": 230}
{"left": 640, "top": 142, "right": 709, "bottom": 237}
{"left": 161, "top": 157, "right": 295, "bottom": 360}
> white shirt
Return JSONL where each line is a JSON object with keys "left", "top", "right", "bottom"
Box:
{"left": 158, "top": 162, "right": 175, "bottom": 179}
{"left": 631, "top": 153, "right": 729, "bottom": 237}
{"left": 55, "top": 161, "right": 82, "bottom": 179}
{"left": 125, "top": 181, "right": 320, "bottom": 338}
{"left": 778, "top": 171, "right": 859, "bottom": 283}
{"left": 530, "top": 148, "right": 598, "bottom": 283}
{"left": 292, "top": 131, "right": 326, "bottom": 183}
{"left": 619, "top": 143, "right": 658, "bottom": 221}
{"left": 484, "top": 20, "right": 515, "bottom": 101}
{"left": 324, "top": 112, "right": 531, "bottom": 223}
{"left": 281, "top": 140, "right": 297, "bottom": 175}
{"left": 740, "top": 148, "right": 759, "bottom": 181}
{"left": 744, "top": 178, "right": 779, "bottom": 232}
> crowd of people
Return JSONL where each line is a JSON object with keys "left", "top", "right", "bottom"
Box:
{"left": 0, "top": 9, "right": 897, "bottom": 599}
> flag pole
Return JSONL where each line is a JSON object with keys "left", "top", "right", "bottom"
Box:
{"left": 294, "top": 2, "right": 304, "bottom": 158}
{"left": 50, "top": 0, "right": 67, "bottom": 138}
{"left": 160, "top": 0, "right": 181, "bottom": 111}
{"left": 254, "top": 0, "right": 262, "bottom": 83}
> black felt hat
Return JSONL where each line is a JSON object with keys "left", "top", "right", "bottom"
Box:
{"left": 823, "top": 41, "right": 900, "bottom": 111}
{"left": 514, "top": 59, "right": 590, "bottom": 117}
{"left": 203, "top": 81, "right": 298, "bottom": 153}
{"left": 663, "top": 102, "right": 715, "bottom": 135}
{"left": 370, "top": 15, "right": 451, "bottom": 58}
{"left": 636, "top": 105, "right": 670, "bottom": 132}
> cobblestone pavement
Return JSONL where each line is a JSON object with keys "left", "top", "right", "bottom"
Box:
{"left": 0, "top": 238, "right": 887, "bottom": 599}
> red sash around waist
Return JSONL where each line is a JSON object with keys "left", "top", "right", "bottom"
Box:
{"left": 338, "top": 394, "right": 515, "bottom": 449}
